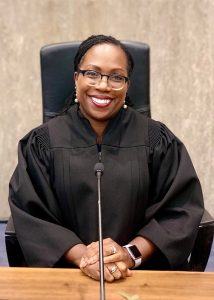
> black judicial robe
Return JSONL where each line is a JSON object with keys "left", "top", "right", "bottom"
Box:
{"left": 8, "top": 105, "right": 204, "bottom": 269}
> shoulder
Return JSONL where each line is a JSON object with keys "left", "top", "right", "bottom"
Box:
{"left": 128, "top": 108, "right": 181, "bottom": 148}
{"left": 19, "top": 111, "right": 71, "bottom": 151}
{"left": 121, "top": 107, "right": 149, "bottom": 146}
{"left": 18, "top": 123, "right": 50, "bottom": 155}
{"left": 146, "top": 117, "right": 184, "bottom": 159}
{"left": 124, "top": 108, "right": 178, "bottom": 148}
{"left": 20, "top": 105, "right": 91, "bottom": 150}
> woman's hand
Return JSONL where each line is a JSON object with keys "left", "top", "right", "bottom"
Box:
{"left": 79, "top": 238, "right": 132, "bottom": 281}
{"left": 80, "top": 260, "right": 131, "bottom": 282}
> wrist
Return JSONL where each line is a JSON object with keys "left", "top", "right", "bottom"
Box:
{"left": 123, "top": 247, "right": 135, "bottom": 269}
{"left": 64, "top": 244, "right": 86, "bottom": 267}
{"left": 123, "top": 244, "right": 143, "bottom": 269}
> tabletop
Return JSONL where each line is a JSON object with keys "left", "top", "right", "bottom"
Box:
{"left": 0, "top": 267, "right": 213, "bottom": 300}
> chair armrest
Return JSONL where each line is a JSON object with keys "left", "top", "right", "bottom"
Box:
{"left": 189, "top": 209, "right": 214, "bottom": 271}
{"left": 200, "top": 209, "right": 214, "bottom": 227}
{"left": 5, "top": 215, "right": 16, "bottom": 236}
{"left": 5, "top": 215, "right": 27, "bottom": 267}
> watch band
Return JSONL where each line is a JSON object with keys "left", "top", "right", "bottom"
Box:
{"left": 123, "top": 244, "right": 142, "bottom": 269}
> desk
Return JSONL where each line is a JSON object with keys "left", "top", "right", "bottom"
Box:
{"left": 0, "top": 267, "right": 213, "bottom": 299}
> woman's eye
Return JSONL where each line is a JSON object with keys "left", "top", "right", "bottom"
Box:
{"left": 85, "top": 71, "right": 99, "bottom": 78}
{"left": 111, "top": 75, "right": 124, "bottom": 82}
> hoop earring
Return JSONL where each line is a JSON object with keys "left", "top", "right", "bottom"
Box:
{"left": 123, "top": 101, "right": 127, "bottom": 109}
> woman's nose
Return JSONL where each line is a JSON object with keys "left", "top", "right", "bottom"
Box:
{"left": 96, "top": 76, "right": 111, "bottom": 90}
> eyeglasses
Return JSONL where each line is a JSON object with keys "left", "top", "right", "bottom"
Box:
{"left": 78, "top": 69, "right": 129, "bottom": 90}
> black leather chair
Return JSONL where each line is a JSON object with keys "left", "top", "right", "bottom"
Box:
{"left": 5, "top": 41, "right": 214, "bottom": 270}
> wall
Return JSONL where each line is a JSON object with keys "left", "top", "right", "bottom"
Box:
{"left": 0, "top": 0, "right": 213, "bottom": 219}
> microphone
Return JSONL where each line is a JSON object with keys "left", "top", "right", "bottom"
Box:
{"left": 94, "top": 162, "right": 104, "bottom": 176}
{"left": 94, "top": 162, "right": 105, "bottom": 300}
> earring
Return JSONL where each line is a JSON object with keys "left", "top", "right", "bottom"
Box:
{"left": 74, "top": 86, "right": 78, "bottom": 103}
{"left": 123, "top": 101, "right": 127, "bottom": 109}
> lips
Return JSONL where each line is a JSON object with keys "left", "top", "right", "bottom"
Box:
{"left": 91, "top": 96, "right": 112, "bottom": 107}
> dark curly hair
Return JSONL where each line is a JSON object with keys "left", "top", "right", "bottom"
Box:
{"left": 74, "top": 34, "right": 134, "bottom": 77}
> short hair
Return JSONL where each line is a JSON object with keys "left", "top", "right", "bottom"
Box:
{"left": 74, "top": 34, "right": 134, "bottom": 77}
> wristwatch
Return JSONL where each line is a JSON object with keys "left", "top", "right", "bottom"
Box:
{"left": 123, "top": 244, "right": 143, "bottom": 269}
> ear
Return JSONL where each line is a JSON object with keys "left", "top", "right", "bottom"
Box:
{"left": 74, "top": 72, "right": 78, "bottom": 85}
{"left": 125, "top": 82, "right": 130, "bottom": 96}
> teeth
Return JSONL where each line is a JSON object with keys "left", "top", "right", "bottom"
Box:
{"left": 92, "top": 97, "right": 111, "bottom": 104}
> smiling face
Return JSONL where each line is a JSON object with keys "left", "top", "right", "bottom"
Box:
{"left": 74, "top": 43, "right": 129, "bottom": 134}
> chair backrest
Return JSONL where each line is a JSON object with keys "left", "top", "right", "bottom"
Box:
{"left": 40, "top": 41, "right": 150, "bottom": 122}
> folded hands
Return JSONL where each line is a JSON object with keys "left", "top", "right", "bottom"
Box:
{"left": 79, "top": 238, "right": 133, "bottom": 282}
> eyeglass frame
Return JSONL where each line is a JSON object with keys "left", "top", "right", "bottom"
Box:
{"left": 77, "top": 69, "right": 129, "bottom": 90}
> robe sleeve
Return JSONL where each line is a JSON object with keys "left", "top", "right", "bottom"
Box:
{"left": 138, "top": 120, "right": 204, "bottom": 268}
{"left": 8, "top": 125, "right": 83, "bottom": 267}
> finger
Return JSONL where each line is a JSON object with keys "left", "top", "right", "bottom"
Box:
{"left": 127, "top": 269, "right": 133, "bottom": 277}
{"left": 86, "top": 253, "right": 100, "bottom": 265}
{"left": 80, "top": 262, "right": 100, "bottom": 281}
{"left": 87, "top": 241, "right": 99, "bottom": 251}
{"left": 104, "top": 244, "right": 129, "bottom": 264}
{"left": 103, "top": 252, "right": 122, "bottom": 264}
{"left": 114, "top": 261, "right": 127, "bottom": 278}
{"left": 106, "top": 263, "right": 122, "bottom": 281}
{"left": 116, "top": 261, "right": 132, "bottom": 278}
{"left": 85, "top": 242, "right": 118, "bottom": 265}
{"left": 82, "top": 242, "right": 100, "bottom": 265}
{"left": 102, "top": 238, "right": 119, "bottom": 254}
{"left": 86, "top": 242, "right": 99, "bottom": 257}
{"left": 103, "top": 244, "right": 117, "bottom": 257}
{"left": 104, "top": 265, "right": 115, "bottom": 282}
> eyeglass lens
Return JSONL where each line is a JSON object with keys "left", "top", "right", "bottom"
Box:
{"left": 82, "top": 70, "right": 126, "bottom": 90}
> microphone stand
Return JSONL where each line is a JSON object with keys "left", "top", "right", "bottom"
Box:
{"left": 94, "top": 162, "right": 105, "bottom": 300}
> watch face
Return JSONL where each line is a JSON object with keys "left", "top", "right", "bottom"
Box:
{"left": 130, "top": 245, "right": 142, "bottom": 259}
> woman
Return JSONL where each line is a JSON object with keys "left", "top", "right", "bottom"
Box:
{"left": 8, "top": 35, "right": 204, "bottom": 282}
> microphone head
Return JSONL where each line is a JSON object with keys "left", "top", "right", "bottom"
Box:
{"left": 94, "top": 162, "right": 104, "bottom": 175}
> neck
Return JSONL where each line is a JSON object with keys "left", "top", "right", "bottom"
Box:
{"left": 92, "top": 120, "right": 108, "bottom": 144}
{"left": 78, "top": 107, "right": 108, "bottom": 143}
{"left": 96, "top": 135, "right": 102, "bottom": 145}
